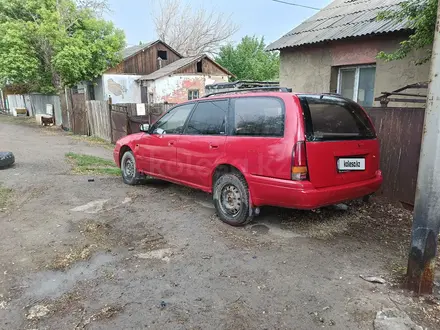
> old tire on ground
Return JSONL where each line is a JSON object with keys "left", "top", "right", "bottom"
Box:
{"left": 0, "top": 152, "right": 15, "bottom": 169}
{"left": 213, "top": 172, "right": 253, "bottom": 226}
{"left": 121, "top": 151, "right": 144, "bottom": 185}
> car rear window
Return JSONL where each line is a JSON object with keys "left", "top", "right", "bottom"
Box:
{"left": 299, "top": 95, "right": 376, "bottom": 141}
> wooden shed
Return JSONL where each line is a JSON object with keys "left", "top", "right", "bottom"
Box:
{"left": 106, "top": 40, "right": 182, "bottom": 76}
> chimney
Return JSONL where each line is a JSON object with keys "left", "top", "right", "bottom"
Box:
{"left": 157, "top": 57, "right": 163, "bottom": 69}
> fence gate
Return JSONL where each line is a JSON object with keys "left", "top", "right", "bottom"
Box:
{"left": 70, "top": 92, "right": 88, "bottom": 135}
{"left": 109, "top": 103, "right": 174, "bottom": 143}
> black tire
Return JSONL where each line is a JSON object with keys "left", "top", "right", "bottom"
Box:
{"left": 363, "top": 194, "right": 372, "bottom": 203}
{"left": 213, "top": 172, "right": 253, "bottom": 226}
{"left": 0, "top": 152, "right": 15, "bottom": 169}
{"left": 120, "top": 151, "right": 144, "bottom": 185}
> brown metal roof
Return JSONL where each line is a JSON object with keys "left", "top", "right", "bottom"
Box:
{"left": 138, "top": 55, "right": 233, "bottom": 80}
{"left": 266, "top": 0, "right": 409, "bottom": 50}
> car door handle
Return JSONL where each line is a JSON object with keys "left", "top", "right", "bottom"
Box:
{"left": 209, "top": 144, "right": 219, "bottom": 149}
{"left": 168, "top": 141, "right": 175, "bottom": 146}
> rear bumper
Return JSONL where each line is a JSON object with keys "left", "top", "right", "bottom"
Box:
{"left": 248, "top": 171, "right": 383, "bottom": 209}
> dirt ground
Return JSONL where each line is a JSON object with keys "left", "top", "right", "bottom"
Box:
{"left": 0, "top": 116, "right": 439, "bottom": 330}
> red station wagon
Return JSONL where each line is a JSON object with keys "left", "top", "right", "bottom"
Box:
{"left": 114, "top": 89, "right": 382, "bottom": 226}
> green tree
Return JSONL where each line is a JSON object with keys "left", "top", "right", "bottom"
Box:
{"left": 0, "top": 0, "right": 125, "bottom": 93}
{"left": 377, "top": 0, "right": 437, "bottom": 64}
{"left": 216, "top": 36, "right": 279, "bottom": 81}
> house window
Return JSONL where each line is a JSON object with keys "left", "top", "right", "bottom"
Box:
{"left": 337, "top": 66, "right": 376, "bottom": 107}
{"left": 157, "top": 50, "right": 168, "bottom": 60}
{"left": 188, "top": 89, "right": 200, "bottom": 100}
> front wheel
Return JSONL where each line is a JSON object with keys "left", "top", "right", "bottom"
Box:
{"left": 213, "top": 173, "right": 253, "bottom": 226}
{"left": 121, "top": 151, "right": 144, "bottom": 185}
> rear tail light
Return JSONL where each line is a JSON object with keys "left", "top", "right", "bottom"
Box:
{"left": 292, "top": 141, "right": 308, "bottom": 181}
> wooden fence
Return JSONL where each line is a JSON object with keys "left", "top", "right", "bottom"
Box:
{"left": 83, "top": 101, "right": 174, "bottom": 143}
{"left": 86, "top": 101, "right": 112, "bottom": 142}
{"left": 365, "top": 107, "right": 425, "bottom": 206}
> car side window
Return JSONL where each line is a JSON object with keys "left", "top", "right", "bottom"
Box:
{"left": 184, "top": 100, "right": 228, "bottom": 135}
{"left": 151, "top": 103, "right": 194, "bottom": 135}
{"left": 233, "top": 97, "right": 285, "bottom": 137}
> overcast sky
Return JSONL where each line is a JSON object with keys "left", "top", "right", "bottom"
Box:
{"left": 105, "top": 0, "right": 332, "bottom": 47}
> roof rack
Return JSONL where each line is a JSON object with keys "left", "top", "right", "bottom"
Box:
{"left": 203, "top": 87, "right": 292, "bottom": 98}
{"left": 321, "top": 92, "right": 342, "bottom": 96}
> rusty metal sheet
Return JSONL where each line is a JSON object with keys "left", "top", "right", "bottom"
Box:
{"left": 128, "top": 115, "right": 149, "bottom": 134}
{"left": 110, "top": 110, "right": 128, "bottom": 143}
{"left": 365, "top": 107, "right": 425, "bottom": 205}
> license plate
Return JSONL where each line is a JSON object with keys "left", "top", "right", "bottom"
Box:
{"left": 337, "top": 158, "right": 365, "bottom": 171}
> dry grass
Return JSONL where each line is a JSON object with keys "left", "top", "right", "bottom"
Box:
{"left": 280, "top": 199, "right": 413, "bottom": 246}
{"left": 279, "top": 207, "right": 364, "bottom": 240}
{"left": 71, "top": 135, "right": 114, "bottom": 150}
{"left": 49, "top": 245, "right": 93, "bottom": 270}
{"left": 65, "top": 152, "right": 121, "bottom": 176}
{"left": 0, "top": 114, "right": 36, "bottom": 126}
{"left": 0, "top": 184, "right": 13, "bottom": 210}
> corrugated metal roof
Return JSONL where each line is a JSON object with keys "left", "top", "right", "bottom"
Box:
{"left": 122, "top": 41, "right": 154, "bottom": 59}
{"left": 138, "top": 55, "right": 233, "bottom": 80}
{"left": 266, "top": 0, "right": 409, "bottom": 50}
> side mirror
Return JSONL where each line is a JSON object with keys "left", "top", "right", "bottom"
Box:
{"left": 140, "top": 123, "right": 150, "bottom": 133}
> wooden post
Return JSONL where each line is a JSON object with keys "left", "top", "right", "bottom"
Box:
{"left": 108, "top": 97, "right": 113, "bottom": 143}
{"left": 406, "top": 0, "right": 440, "bottom": 295}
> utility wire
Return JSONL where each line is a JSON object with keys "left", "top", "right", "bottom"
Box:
{"left": 271, "top": 0, "right": 320, "bottom": 10}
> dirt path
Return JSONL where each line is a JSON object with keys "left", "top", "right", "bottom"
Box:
{"left": 0, "top": 119, "right": 438, "bottom": 329}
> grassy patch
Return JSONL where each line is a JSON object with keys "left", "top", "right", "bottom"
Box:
{"left": 71, "top": 135, "right": 114, "bottom": 150}
{"left": 0, "top": 184, "right": 13, "bottom": 209}
{"left": 0, "top": 114, "right": 37, "bottom": 126}
{"left": 65, "top": 153, "right": 121, "bottom": 176}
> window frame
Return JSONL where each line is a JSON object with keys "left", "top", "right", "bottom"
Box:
{"left": 150, "top": 102, "right": 196, "bottom": 135}
{"left": 183, "top": 99, "right": 230, "bottom": 136}
{"left": 229, "top": 96, "right": 286, "bottom": 138}
{"left": 157, "top": 50, "right": 168, "bottom": 60}
{"left": 188, "top": 89, "right": 200, "bottom": 100}
{"left": 337, "top": 65, "right": 376, "bottom": 106}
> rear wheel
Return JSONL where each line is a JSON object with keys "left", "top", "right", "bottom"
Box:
{"left": 121, "top": 151, "right": 144, "bottom": 185}
{"left": 213, "top": 173, "right": 253, "bottom": 226}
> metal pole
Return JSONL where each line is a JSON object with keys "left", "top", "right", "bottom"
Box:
{"left": 406, "top": 0, "right": 440, "bottom": 295}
